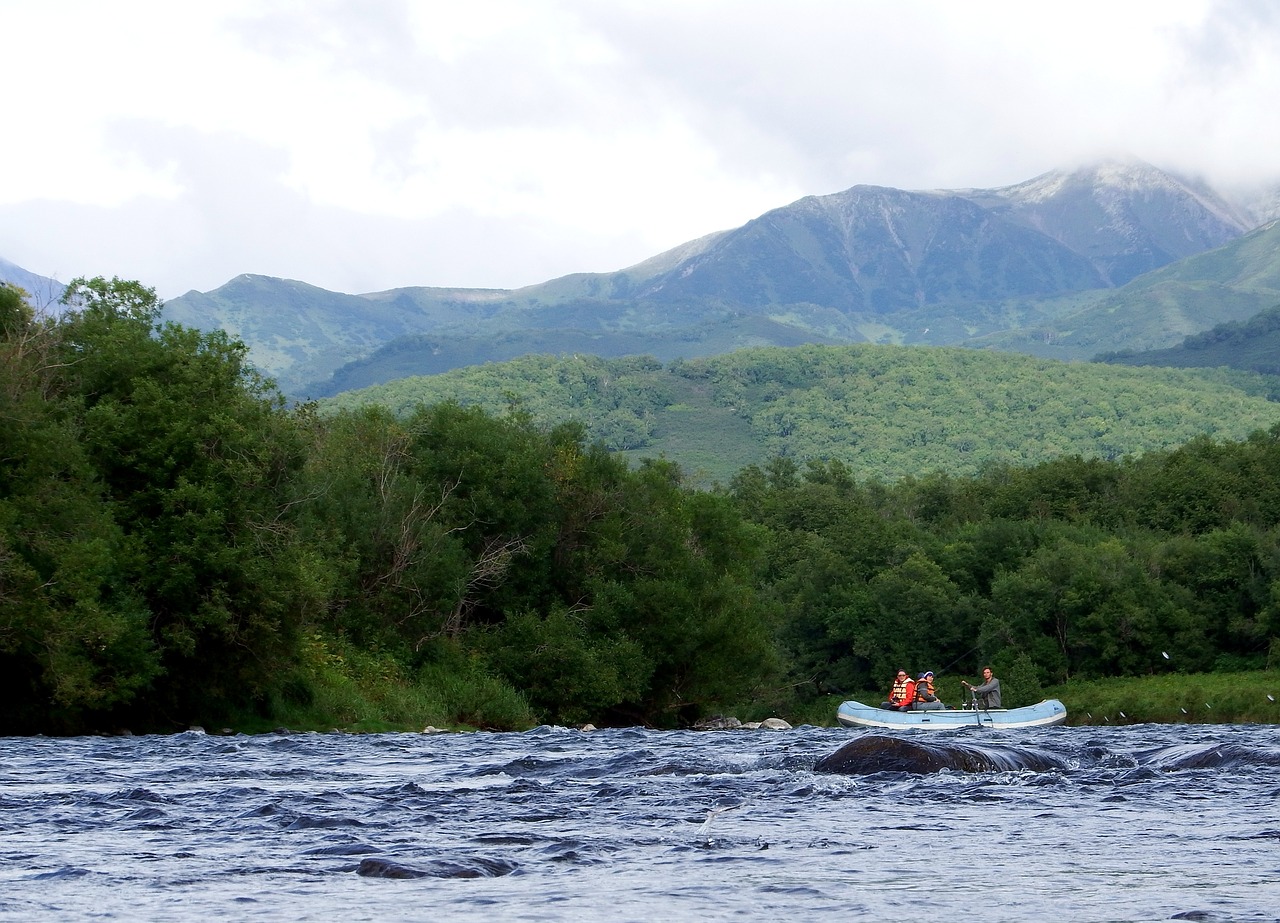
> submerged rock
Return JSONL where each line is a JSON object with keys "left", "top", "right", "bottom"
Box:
{"left": 356, "top": 856, "right": 518, "bottom": 879}
{"left": 693, "top": 716, "right": 743, "bottom": 730}
{"left": 814, "top": 734, "right": 1068, "bottom": 775}
{"left": 695, "top": 715, "right": 794, "bottom": 730}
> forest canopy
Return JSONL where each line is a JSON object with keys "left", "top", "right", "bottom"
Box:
{"left": 320, "top": 345, "right": 1280, "bottom": 483}
{"left": 2, "top": 279, "right": 1277, "bottom": 735}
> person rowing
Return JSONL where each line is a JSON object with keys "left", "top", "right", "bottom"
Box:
{"left": 962, "top": 666, "right": 1001, "bottom": 709}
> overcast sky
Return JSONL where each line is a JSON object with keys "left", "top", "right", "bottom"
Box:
{"left": 3, "top": 0, "right": 1279, "bottom": 299}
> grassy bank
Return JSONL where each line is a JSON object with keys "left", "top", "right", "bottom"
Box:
{"left": 217, "top": 635, "right": 1278, "bottom": 734}
{"left": 787, "top": 671, "right": 1280, "bottom": 728}
{"left": 1042, "top": 671, "right": 1279, "bottom": 726}
{"left": 222, "top": 634, "right": 539, "bottom": 734}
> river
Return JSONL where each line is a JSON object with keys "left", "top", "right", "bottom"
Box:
{"left": 2, "top": 723, "right": 1277, "bottom": 922}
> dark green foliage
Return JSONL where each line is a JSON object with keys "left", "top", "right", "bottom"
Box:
{"left": 267, "top": 384, "right": 782, "bottom": 728}
{"left": 473, "top": 450, "right": 783, "bottom": 726}
{"left": 322, "top": 344, "right": 1280, "bottom": 485}
{"left": 50, "top": 278, "right": 313, "bottom": 726}
{"left": 1100, "top": 303, "right": 1280, "bottom": 379}
{"left": 729, "top": 428, "right": 1280, "bottom": 713}
{"left": 1, "top": 283, "right": 160, "bottom": 731}
{"left": 288, "top": 404, "right": 475, "bottom": 649}
{"left": 480, "top": 605, "right": 650, "bottom": 725}
{"left": 5, "top": 277, "right": 1280, "bottom": 732}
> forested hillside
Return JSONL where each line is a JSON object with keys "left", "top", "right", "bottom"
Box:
{"left": 1100, "top": 304, "right": 1280, "bottom": 375}
{"left": 321, "top": 346, "right": 1280, "bottom": 483}
{"left": 3, "top": 279, "right": 1277, "bottom": 735}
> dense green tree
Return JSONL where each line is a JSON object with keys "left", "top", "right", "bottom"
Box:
{"left": 826, "top": 551, "right": 965, "bottom": 685}
{"left": 986, "top": 530, "right": 1179, "bottom": 681}
{"left": 0, "top": 282, "right": 34, "bottom": 337}
{"left": 472, "top": 450, "right": 780, "bottom": 724}
{"left": 1153, "top": 523, "right": 1277, "bottom": 668}
{"left": 49, "top": 277, "right": 312, "bottom": 724}
{"left": 552, "top": 459, "right": 780, "bottom": 723}
{"left": 290, "top": 404, "right": 472, "bottom": 650}
{"left": 404, "top": 402, "right": 567, "bottom": 632}
{"left": 481, "top": 603, "right": 649, "bottom": 724}
{"left": 0, "top": 284, "right": 159, "bottom": 732}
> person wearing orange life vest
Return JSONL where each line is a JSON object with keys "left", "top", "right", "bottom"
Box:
{"left": 910, "top": 670, "right": 944, "bottom": 710}
{"left": 881, "top": 669, "right": 915, "bottom": 710}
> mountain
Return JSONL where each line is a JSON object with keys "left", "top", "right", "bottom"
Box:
{"left": 321, "top": 314, "right": 846, "bottom": 396}
{"left": 627, "top": 185, "right": 1107, "bottom": 311}
{"left": 1099, "top": 303, "right": 1280, "bottom": 381}
{"left": 161, "top": 274, "right": 514, "bottom": 394}
{"left": 0, "top": 257, "right": 66, "bottom": 311}
{"left": 967, "top": 219, "right": 1280, "bottom": 359}
{"left": 634, "top": 160, "right": 1249, "bottom": 311}
{"left": 961, "top": 160, "right": 1251, "bottom": 284}
{"left": 158, "top": 158, "right": 1272, "bottom": 397}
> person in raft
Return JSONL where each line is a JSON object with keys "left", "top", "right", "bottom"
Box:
{"left": 962, "top": 667, "right": 1002, "bottom": 709}
{"left": 881, "top": 669, "right": 915, "bottom": 710}
{"left": 910, "top": 671, "right": 944, "bottom": 710}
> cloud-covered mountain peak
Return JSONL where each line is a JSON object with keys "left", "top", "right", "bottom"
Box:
{"left": 999, "top": 158, "right": 1169, "bottom": 201}
{"left": 991, "top": 157, "right": 1250, "bottom": 226}
{"left": 945, "top": 158, "right": 1252, "bottom": 284}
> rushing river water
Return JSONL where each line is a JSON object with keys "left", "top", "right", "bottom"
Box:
{"left": 2, "top": 723, "right": 1278, "bottom": 922}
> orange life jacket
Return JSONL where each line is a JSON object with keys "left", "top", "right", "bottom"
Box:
{"left": 889, "top": 676, "right": 915, "bottom": 706}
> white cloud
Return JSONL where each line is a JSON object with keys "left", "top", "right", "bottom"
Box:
{"left": 1, "top": 0, "right": 1277, "bottom": 298}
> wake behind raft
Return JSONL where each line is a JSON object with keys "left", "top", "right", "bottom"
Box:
{"left": 813, "top": 734, "right": 1068, "bottom": 775}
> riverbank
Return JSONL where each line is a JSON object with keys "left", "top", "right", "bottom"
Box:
{"left": 1042, "top": 670, "right": 1279, "bottom": 725}
{"left": 216, "top": 666, "right": 1280, "bottom": 735}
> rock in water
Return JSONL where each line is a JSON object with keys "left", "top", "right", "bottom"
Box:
{"left": 814, "top": 734, "right": 1066, "bottom": 774}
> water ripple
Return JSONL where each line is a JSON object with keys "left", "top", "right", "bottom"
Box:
{"left": 0, "top": 724, "right": 1277, "bottom": 921}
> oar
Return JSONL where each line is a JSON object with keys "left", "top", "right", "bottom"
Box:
{"left": 958, "top": 685, "right": 982, "bottom": 724}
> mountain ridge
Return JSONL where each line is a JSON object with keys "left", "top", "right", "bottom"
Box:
{"left": 287, "top": 160, "right": 1276, "bottom": 398}
{"left": 8, "top": 157, "right": 1280, "bottom": 397}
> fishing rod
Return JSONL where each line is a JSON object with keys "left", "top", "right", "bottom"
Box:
{"left": 937, "top": 643, "right": 983, "bottom": 676}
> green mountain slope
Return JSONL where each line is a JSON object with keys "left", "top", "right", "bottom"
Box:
{"left": 1100, "top": 303, "right": 1280, "bottom": 378}
{"left": 163, "top": 274, "right": 512, "bottom": 393}
{"left": 969, "top": 221, "right": 1280, "bottom": 360}
{"left": 319, "top": 344, "right": 1280, "bottom": 483}
{"left": 311, "top": 315, "right": 848, "bottom": 397}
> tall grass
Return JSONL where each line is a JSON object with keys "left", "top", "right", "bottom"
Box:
{"left": 231, "top": 633, "right": 538, "bottom": 734}
{"left": 1043, "top": 671, "right": 1280, "bottom": 726}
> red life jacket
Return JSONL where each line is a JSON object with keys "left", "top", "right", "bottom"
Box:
{"left": 889, "top": 677, "right": 915, "bottom": 706}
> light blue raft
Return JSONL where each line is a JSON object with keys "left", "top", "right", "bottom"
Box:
{"left": 836, "top": 698, "right": 1068, "bottom": 730}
